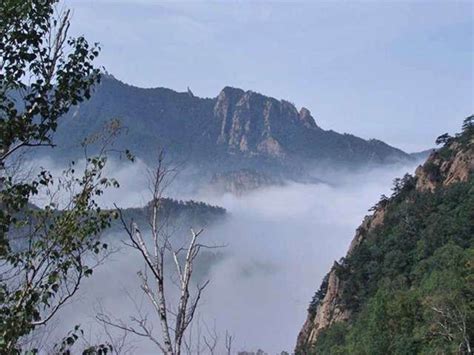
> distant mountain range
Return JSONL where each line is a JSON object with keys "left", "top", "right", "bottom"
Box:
{"left": 48, "top": 76, "right": 413, "bottom": 183}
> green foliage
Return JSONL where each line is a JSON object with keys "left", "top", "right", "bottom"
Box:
{"left": 307, "top": 123, "right": 473, "bottom": 354}
{"left": 111, "top": 198, "right": 226, "bottom": 235}
{"left": 459, "top": 115, "right": 474, "bottom": 149}
{"left": 0, "top": 0, "right": 101, "bottom": 160}
{"left": 435, "top": 133, "right": 453, "bottom": 146}
{"left": 54, "top": 325, "right": 113, "bottom": 355}
{"left": 437, "top": 115, "right": 473, "bottom": 161}
{"left": 308, "top": 272, "right": 330, "bottom": 316}
{"left": 0, "top": 157, "right": 118, "bottom": 349}
{"left": 310, "top": 177, "right": 473, "bottom": 354}
{"left": 312, "top": 322, "right": 349, "bottom": 354}
{"left": 0, "top": 1, "right": 117, "bottom": 352}
{"left": 422, "top": 161, "right": 442, "bottom": 182}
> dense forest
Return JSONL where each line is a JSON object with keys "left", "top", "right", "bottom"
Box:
{"left": 298, "top": 118, "right": 473, "bottom": 354}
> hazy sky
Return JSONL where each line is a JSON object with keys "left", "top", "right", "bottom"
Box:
{"left": 64, "top": 0, "right": 473, "bottom": 152}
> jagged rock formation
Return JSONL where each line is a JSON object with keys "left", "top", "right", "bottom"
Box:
{"left": 296, "top": 125, "right": 473, "bottom": 353}
{"left": 50, "top": 77, "right": 411, "bottom": 181}
{"left": 415, "top": 142, "right": 474, "bottom": 191}
{"left": 214, "top": 87, "right": 319, "bottom": 158}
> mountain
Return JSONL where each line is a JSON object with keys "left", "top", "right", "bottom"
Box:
{"left": 296, "top": 119, "right": 473, "bottom": 354}
{"left": 112, "top": 197, "right": 226, "bottom": 233}
{"left": 10, "top": 198, "right": 226, "bottom": 252}
{"left": 49, "top": 76, "right": 411, "bottom": 181}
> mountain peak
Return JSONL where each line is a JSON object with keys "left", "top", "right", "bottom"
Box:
{"left": 218, "top": 86, "right": 245, "bottom": 98}
{"left": 213, "top": 87, "right": 319, "bottom": 158}
{"left": 299, "top": 107, "right": 318, "bottom": 129}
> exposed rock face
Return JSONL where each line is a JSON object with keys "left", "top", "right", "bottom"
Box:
{"left": 296, "top": 263, "right": 351, "bottom": 351}
{"left": 415, "top": 143, "right": 474, "bottom": 192}
{"left": 296, "top": 205, "right": 387, "bottom": 353}
{"left": 214, "top": 87, "right": 319, "bottom": 158}
{"left": 299, "top": 108, "right": 319, "bottom": 129}
{"left": 296, "top": 138, "right": 473, "bottom": 353}
{"left": 207, "top": 169, "right": 282, "bottom": 195}
{"left": 347, "top": 207, "right": 386, "bottom": 256}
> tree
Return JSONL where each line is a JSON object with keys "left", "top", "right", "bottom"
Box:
{"left": 97, "top": 153, "right": 224, "bottom": 355}
{"left": 0, "top": 0, "right": 116, "bottom": 351}
{"left": 435, "top": 133, "right": 453, "bottom": 146}
{"left": 461, "top": 115, "right": 474, "bottom": 142}
{"left": 225, "top": 330, "right": 234, "bottom": 355}
{"left": 462, "top": 115, "right": 473, "bottom": 132}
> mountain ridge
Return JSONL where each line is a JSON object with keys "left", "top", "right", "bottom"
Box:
{"left": 49, "top": 76, "right": 412, "bottom": 182}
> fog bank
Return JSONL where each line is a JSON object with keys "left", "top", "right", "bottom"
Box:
{"left": 187, "top": 163, "right": 420, "bottom": 353}
{"left": 32, "top": 158, "right": 420, "bottom": 353}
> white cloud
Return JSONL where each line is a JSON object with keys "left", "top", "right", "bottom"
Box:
{"left": 47, "top": 158, "right": 419, "bottom": 353}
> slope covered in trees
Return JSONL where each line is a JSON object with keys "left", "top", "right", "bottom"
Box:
{"left": 113, "top": 198, "right": 226, "bottom": 233}
{"left": 297, "top": 117, "right": 473, "bottom": 354}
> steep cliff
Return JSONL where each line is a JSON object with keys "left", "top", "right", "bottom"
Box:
{"left": 296, "top": 118, "right": 473, "bottom": 354}
{"left": 214, "top": 87, "right": 319, "bottom": 158}
{"left": 51, "top": 77, "right": 411, "bottom": 178}
{"left": 296, "top": 207, "right": 388, "bottom": 350}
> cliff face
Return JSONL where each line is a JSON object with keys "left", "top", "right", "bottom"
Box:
{"left": 415, "top": 142, "right": 474, "bottom": 192}
{"left": 296, "top": 206, "right": 388, "bottom": 351}
{"left": 52, "top": 77, "right": 411, "bottom": 175}
{"left": 296, "top": 129, "right": 473, "bottom": 353}
{"left": 296, "top": 263, "right": 351, "bottom": 350}
{"left": 214, "top": 87, "right": 319, "bottom": 158}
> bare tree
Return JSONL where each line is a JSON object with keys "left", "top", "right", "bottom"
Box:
{"left": 183, "top": 316, "right": 234, "bottom": 355}
{"left": 202, "top": 320, "right": 218, "bottom": 355}
{"left": 98, "top": 152, "right": 223, "bottom": 355}
{"left": 225, "top": 330, "right": 234, "bottom": 355}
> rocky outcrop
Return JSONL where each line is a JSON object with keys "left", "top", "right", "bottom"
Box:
{"left": 296, "top": 263, "right": 351, "bottom": 352}
{"left": 207, "top": 169, "right": 282, "bottom": 195}
{"left": 299, "top": 107, "right": 319, "bottom": 129}
{"left": 296, "top": 136, "right": 473, "bottom": 353}
{"left": 415, "top": 143, "right": 474, "bottom": 192}
{"left": 296, "top": 204, "right": 387, "bottom": 353}
{"left": 213, "top": 87, "right": 319, "bottom": 158}
{"left": 347, "top": 207, "right": 386, "bottom": 256}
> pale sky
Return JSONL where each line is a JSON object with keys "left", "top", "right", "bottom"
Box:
{"left": 64, "top": 0, "right": 473, "bottom": 152}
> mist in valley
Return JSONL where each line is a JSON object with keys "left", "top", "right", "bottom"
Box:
{"left": 27, "top": 157, "right": 422, "bottom": 353}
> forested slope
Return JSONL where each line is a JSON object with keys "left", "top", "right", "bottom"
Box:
{"left": 297, "top": 117, "right": 474, "bottom": 354}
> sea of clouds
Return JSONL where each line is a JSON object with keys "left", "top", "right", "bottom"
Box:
{"left": 27, "top": 157, "right": 421, "bottom": 353}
